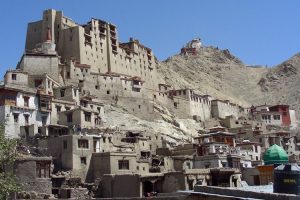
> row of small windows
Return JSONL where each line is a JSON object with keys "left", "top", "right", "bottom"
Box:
{"left": 82, "top": 22, "right": 151, "bottom": 59}
{"left": 70, "top": 138, "right": 112, "bottom": 151}
{"left": 85, "top": 50, "right": 103, "bottom": 56}
{"left": 262, "top": 114, "right": 281, "bottom": 120}
{"left": 12, "top": 113, "right": 48, "bottom": 125}
{"left": 83, "top": 48, "right": 150, "bottom": 64}
{"left": 136, "top": 166, "right": 146, "bottom": 171}
{"left": 55, "top": 105, "right": 71, "bottom": 112}
{"left": 169, "top": 90, "right": 187, "bottom": 96}
{"left": 169, "top": 91, "right": 210, "bottom": 104}
{"left": 102, "top": 137, "right": 112, "bottom": 143}
{"left": 191, "top": 96, "right": 211, "bottom": 104}
{"left": 81, "top": 52, "right": 151, "bottom": 75}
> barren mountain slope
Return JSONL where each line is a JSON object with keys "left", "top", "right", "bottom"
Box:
{"left": 257, "top": 53, "right": 300, "bottom": 111}
{"left": 157, "top": 46, "right": 269, "bottom": 107}
{"left": 103, "top": 104, "right": 205, "bottom": 144}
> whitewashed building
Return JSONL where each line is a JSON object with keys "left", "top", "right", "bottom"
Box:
{"left": 0, "top": 70, "right": 51, "bottom": 138}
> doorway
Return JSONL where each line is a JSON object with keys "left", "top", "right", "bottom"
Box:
{"left": 143, "top": 181, "right": 153, "bottom": 197}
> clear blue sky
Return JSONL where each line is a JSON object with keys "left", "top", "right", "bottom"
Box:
{"left": 0, "top": 0, "right": 300, "bottom": 78}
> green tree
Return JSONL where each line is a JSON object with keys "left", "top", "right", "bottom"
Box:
{"left": 0, "top": 123, "right": 20, "bottom": 199}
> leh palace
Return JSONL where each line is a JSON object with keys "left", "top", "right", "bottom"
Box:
{"left": 1, "top": 9, "right": 300, "bottom": 199}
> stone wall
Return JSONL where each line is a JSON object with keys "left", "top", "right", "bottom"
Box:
{"left": 19, "top": 55, "right": 60, "bottom": 82}
{"left": 100, "top": 174, "right": 141, "bottom": 198}
{"left": 194, "top": 185, "right": 299, "bottom": 200}
{"left": 14, "top": 159, "right": 52, "bottom": 195}
{"left": 211, "top": 100, "right": 242, "bottom": 119}
{"left": 21, "top": 179, "right": 52, "bottom": 194}
{"left": 93, "top": 195, "right": 188, "bottom": 200}
{"left": 162, "top": 172, "right": 185, "bottom": 193}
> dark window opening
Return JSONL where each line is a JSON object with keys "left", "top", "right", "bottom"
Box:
{"left": 63, "top": 140, "right": 67, "bottom": 149}
{"left": 81, "top": 101, "right": 87, "bottom": 107}
{"left": 24, "top": 114, "right": 29, "bottom": 125}
{"left": 40, "top": 100, "right": 51, "bottom": 110}
{"left": 78, "top": 139, "right": 89, "bottom": 149}
{"left": 84, "top": 112, "right": 91, "bottom": 122}
{"left": 80, "top": 157, "right": 87, "bottom": 164}
{"left": 12, "top": 74, "right": 17, "bottom": 80}
{"left": 24, "top": 97, "right": 29, "bottom": 107}
{"left": 67, "top": 113, "right": 73, "bottom": 122}
{"left": 60, "top": 89, "right": 65, "bottom": 97}
{"left": 56, "top": 105, "right": 61, "bottom": 112}
{"left": 34, "top": 79, "right": 43, "bottom": 88}
{"left": 141, "top": 151, "right": 150, "bottom": 160}
{"left": 13, "top": 113, "right": 19, "bottom": 123}
{"left": 118, "top": 160, "right": 129, "bottom": 170}
{"left": 25, "top": 127, "right": 29, "bottom": 138}
{"left": 174, "top": 102, "right": 178, "bottom": 108}
{"left": 274, "top": 115, "right": 281, "bottom": 120}
{"left": 42, "top": 116, "right": 47, "bottom": 125}
{"left": 36, "top": 161, "right": 50, "bottom": 178}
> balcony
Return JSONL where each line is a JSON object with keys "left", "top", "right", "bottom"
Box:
{"left": 125, "top": 53, "right": 132, "bottom": 59}
{"left": 110, "top": 32, "right": 116, "bottom": 39}
{"left": 139, "top": 151, "right": 150, "bottom": 161}
{"left": 112, "top": 46, "right": 118, "bottom": 54}
{"left": 98, "top": 23, "right": 106, "bottom": 31}
{"left": 84, "top": 33, "right": 92, "bottom": 38}
{"left": 111, "top": 38, "right": 117, "bottom": 44}
{"left": 10, "top": 105, "right": 36, "bottom": 112}
{"left": 99, "top": 32, "right": 106, "bottom": 37}
{"left": 40, "top": 99, "right": 51, "bottom": 112}
{"left": 111, "top": 42, "right": 117, "bottom": 47}
{"left": 85, "top": 41, "right": 92, "bottom": 47}
{"left": 109, "top": 25, "right": 116, "bottom": 33}
{"left": 84, "top": 34, "right": 92, "bottom": 47}
{"left": 149, "top": 166, "right": 161, "bottom": 173}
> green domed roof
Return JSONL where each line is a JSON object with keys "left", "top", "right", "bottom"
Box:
{"left": 263, "top": 144, "right": 288, "bottom": 165}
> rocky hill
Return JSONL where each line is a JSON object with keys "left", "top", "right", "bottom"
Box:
{"left": 157, "top": 46, "right": 300, "bottom": 114}
{"left": 157, "top": 46, "right": 268, "bottom": 107}
{"left": 257, "top": 53, "right": 300, "bottom": 112}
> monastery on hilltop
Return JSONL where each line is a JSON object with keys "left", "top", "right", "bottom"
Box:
{"left": 0, "top": 9, "right": 299, "bottom": 199}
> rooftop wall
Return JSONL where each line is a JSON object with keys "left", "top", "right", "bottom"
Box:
{"left": 194, "top": 185, "right": 299, "bottom": 200}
